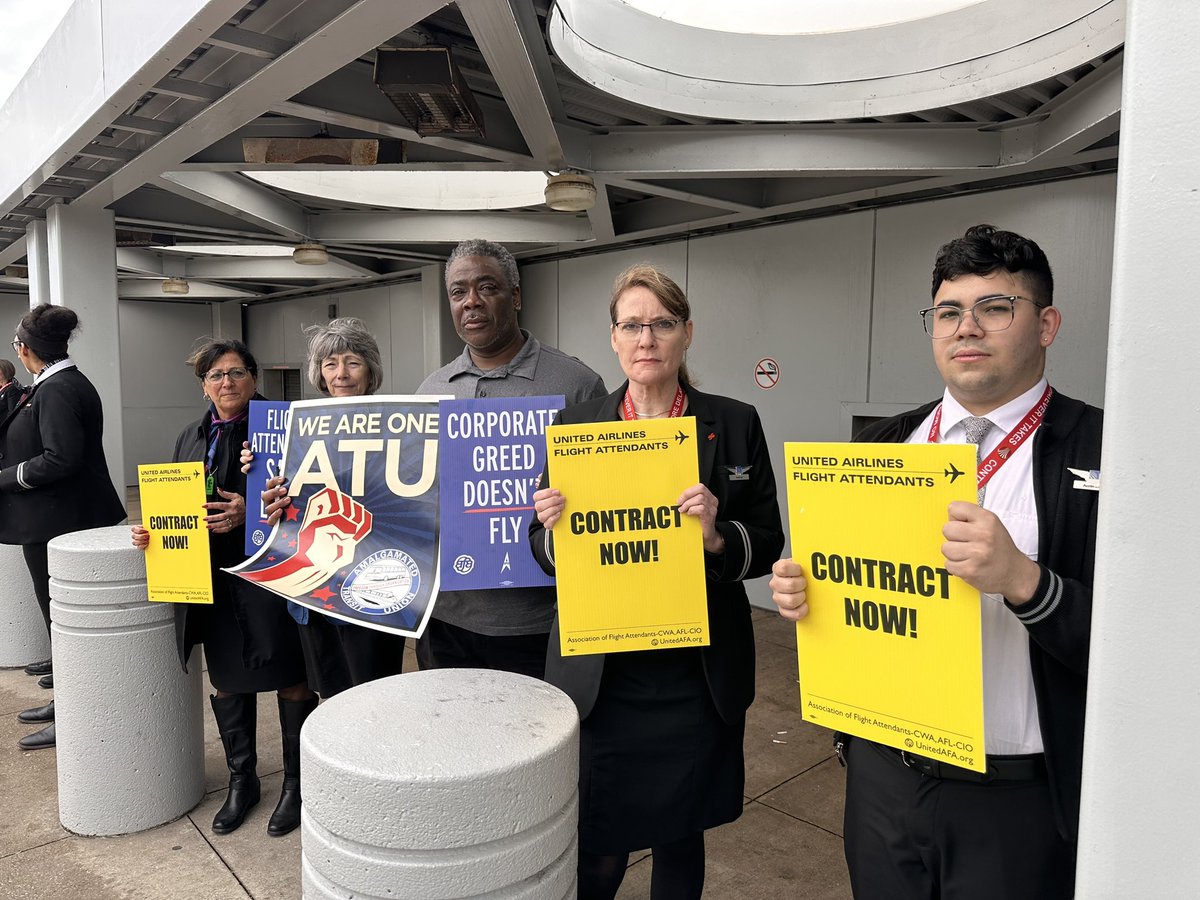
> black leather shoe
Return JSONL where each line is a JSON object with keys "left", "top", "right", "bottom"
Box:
{"left": 24, "top": 660, "right": 51, "bottom": 676}
{"left": 18, "top": 723, "right": 55, "bottom": 751}
{"left": 18, "top": 700, "right": 54, "bottom": 724}
{"left": 38, "top": 674, "right": 53, "bottom": 689}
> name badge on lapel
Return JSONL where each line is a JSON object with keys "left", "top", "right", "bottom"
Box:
{"left": 1067, "top": 467, "right": 1100, "bottom": 492}
{"left": 723, "top": 465, "right": 752, "bottom": 482}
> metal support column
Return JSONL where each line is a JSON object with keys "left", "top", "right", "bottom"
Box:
{"left": 45, "top": 204, "right": 126, "bottom": 492}
{"left": 1076, "top": 0, "right": 1200, "bottom": 895}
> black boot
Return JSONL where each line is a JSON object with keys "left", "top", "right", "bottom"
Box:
{"left": 210, "top": 693, "right": 260, "bottom": 835}
{"left": 267, "top": 695, "right": 317, "bottom": 837}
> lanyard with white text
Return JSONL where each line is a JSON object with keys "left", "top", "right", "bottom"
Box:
{"left": 927, "top": 384, "right": 1053, "bottom": 493}
{"left": 621, "top": 384, "right": 686, "bottom": 421}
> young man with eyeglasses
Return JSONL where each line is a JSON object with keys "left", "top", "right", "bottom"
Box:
{"left": 770, "top": 225, "right": 1103, "bottom": 899}
{"left": 415, "top": 239, "right": 607, "bottom": 678}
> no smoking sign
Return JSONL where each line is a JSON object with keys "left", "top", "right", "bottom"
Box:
{"left": 755, "top": 357, "right": 780, "bottom": 390}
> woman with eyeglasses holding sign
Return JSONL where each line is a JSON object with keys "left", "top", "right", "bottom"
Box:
{"left": 243, "top": 317, "right": 407, "bottom": 698}
{"left": 132, "top": 339, "right": 312, "bottom": 838}
{"left": 0, "top": 305, "right": 126, "bottom": 752}
{"left": 529, "top": 266, "right": 784, "bottom": 900}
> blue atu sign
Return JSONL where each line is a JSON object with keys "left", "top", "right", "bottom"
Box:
{"left": 437, "top": 395, "right": 564, "bottom": 591}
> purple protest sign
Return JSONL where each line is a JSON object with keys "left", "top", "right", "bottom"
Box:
{"left": 245, "top": 399, "right": 291, "bottom": 557}
{"left": 438, "top": 395, "right": 564, "bottom": 590}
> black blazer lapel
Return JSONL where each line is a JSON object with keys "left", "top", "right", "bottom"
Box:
{"left": 685, "top": 387, "right": 720, "bottom": 486}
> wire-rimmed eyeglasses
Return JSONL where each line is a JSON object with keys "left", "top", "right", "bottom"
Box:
{"left": 919, "top": 296, "right": 1045, "bottom": 339}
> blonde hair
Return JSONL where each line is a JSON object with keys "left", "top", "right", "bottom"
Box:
{"left": 609, "top": 264, "right": 693, "bottom": 385}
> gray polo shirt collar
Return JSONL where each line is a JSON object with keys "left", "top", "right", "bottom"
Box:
{"left": 446, "top": 329, "right": 540, "bottom": 381}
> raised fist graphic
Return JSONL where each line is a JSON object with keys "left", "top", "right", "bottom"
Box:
{"left": 242, "top": 487, "right": 372, "bottom": 597}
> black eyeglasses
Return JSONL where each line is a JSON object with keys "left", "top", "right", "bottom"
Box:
{"left": 919, "top": 296, "right": 1045, "bottom": 339}
{"left": 11, "top": 340, "right": 22, "bottom": 353}
{"left": 203, "top": 367, "right": 251, "bottom": 384}
{"left": 612, "top": 318, "right": 684, "bottom": 340}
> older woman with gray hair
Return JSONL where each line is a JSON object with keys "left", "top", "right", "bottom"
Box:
{"left": 247, "top": 317, "right": 407, "bottom": 698}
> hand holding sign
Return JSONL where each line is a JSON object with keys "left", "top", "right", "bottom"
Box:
{"left": 241, "top": 487, "right": 372, "bottom": 597}
{"left": 769, "top": 558, "right": 809, "bottom": 622}
{"left": 677, "top": 483, "right": 722, "bottom": 553}
{"left": 533, "top": 486, "right": 565, "bottom": 530}
{"left": 941, "top": 501, "right": 1041, "bottom": 604}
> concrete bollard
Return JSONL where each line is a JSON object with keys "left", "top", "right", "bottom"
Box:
{"left": 49, "top": 525, "right": 205, "bottom": 836}
{"left": 302, "top": 669, "right": 579, "bottom": 900}
{"left": 0, "top": 543, "right": 51, "bottom": 667}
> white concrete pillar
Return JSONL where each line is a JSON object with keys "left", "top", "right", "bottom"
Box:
{"left": 45, "top": 203, "right": 126, "bottom": 490}
{"left": 49, "top": 525, "right": 205, "bottom": 836}
{"left": 0, "top": 543, "right": 50, "bottom": 667}
{"left": 24, "top": 220, "right": 51, "bottom": 309}
{"left": 1076, "top": 1, "right": 1200, "bottom": 896}
{"left": 211, "top": 299, "right": 243, "bottom": 341}
{"left": 421, "top": 263, "right": 456, "bottom": 372}
{"left": 301, "top": 669, "right": 579, "bottom": 900}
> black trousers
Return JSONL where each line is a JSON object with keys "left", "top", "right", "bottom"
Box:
{"left": 416, "top": 618, "right": 549, "bottom": 680}
{"left": 843, "top": 737, "right": 1075, "bottom": 900}
{"left": 22, "top": 542, "right": 51, "bottom": 637}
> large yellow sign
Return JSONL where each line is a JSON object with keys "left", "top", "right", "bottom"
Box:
{"left": 786, "top": 442, "right": 985, "bottom": 771}
{"left": 138, "top": 463, "right": 213, "bottom": 605}
{"left": 547, "top": 416, "right": 707, "bottom": 656}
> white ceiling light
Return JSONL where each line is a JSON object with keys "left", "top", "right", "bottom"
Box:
{"left": 544, "top": 173, "right": 596, "bottom": 212}
{"left": 550, "top": 0, "right": 1123, "bottom": 121}
{"left": 161, "top": 278, "right": 190, "bottom": 295}
{"left": 622, "top": 0, "right": 985, "bottom": 35}
{"left": 243, "top": 171, "right": 548, "bottom": 210}
{"left": 151, "top": 244, "right": 296, "bottom": 257}
{"left": 292, "top": 242, "right": 329, "bottom": 266}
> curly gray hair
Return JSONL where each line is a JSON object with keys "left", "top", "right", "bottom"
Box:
{"left": 445, "top": 239, "right": 519, "bottom": 290}
{"left": 304, "top": 317, "right": 384, "bottom": 395}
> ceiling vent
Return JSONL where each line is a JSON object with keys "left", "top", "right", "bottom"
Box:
{"left": 373, "top": 47, "right": 484, "bottom": 137}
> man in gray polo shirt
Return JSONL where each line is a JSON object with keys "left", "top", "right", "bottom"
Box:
{"left": 417, "top": 239, "right": 606, "bottom": 678}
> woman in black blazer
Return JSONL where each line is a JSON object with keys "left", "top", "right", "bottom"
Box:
{"left": 0, "top": 305, "right": 126, "bottom": 751}
{"left": 132, "top": 339, "right": 312, "bottom": 838}
{"left": 530, "top": 265, "right": 784, "bottom": 900}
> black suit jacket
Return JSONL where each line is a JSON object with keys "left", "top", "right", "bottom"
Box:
{"left": 0, "top": 380, "right": 24, "bottom": 416}
{"left": 0, "top": 366, "right": 126, "bottom": 545}
{"left": 857, "top": 389, "right": 1102, "bottom": 841}
{"left": 529, "top": 382, "right": 784, "bottom": 724}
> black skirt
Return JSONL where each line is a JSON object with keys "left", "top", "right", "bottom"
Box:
{"left": 191, "top": 571, "right": 307, "bottom": 694}
{"left": 578, "top": 646, "right": 746, "bottom": 855}
{"left": 298, "top": 611, "right": 407, "bottom": 698}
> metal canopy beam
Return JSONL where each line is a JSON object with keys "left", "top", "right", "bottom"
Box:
{"left": 459, "top": 0, "right": 567, "bottom": 168}
{"left": 204, "top": 24, "right": 295, "bottom": 59}
{"left": 157, "top": 171, "right": 308, "bottom": 239}
{"left": 118, "top": 279, "right": 259, "bottom": 299}
{"left": 310, "top": 211, "right": 591, "bottom": 243}
{"left": 268, "top": 101, "right": 536, "bottom": 166}
{"left": 587, "top": 126, "right": 1005, "bottom": 178}
{"left": 116, "top": 248, "right": 164, "bottom": 276}
{"left": 73, "top": 0, "right": 450, "bottom": 212}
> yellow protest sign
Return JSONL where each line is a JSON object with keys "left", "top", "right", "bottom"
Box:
{"left": 138, "top": 463, "right": 212, "bottom": 604}
{"left": 786, "top": 442, "right": 985, "bottom": 771}
{"left": 548, "top": 416, "right": 707, "bottom": 656}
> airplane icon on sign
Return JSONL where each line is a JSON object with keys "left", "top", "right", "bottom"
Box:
{"left": 944, "top": 462, "right": 965, "bottom": 483}
{"left": 674, "top": 430, "right": 689, "bottom": 445}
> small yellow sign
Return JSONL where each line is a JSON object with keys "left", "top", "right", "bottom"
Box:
{"left": 786, "top": 442, "right": 985, "bottom": 771}
{"left": 138, "top": 462, "right": 213, "bottom": 605}
{"left": 547, "top": 416, "right": 707, "bottom": 656}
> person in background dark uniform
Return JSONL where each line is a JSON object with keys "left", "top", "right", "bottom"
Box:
{"left": 0, "top": 305, "right": 126, "bottom": 751}
{"left": 132, "top": 339, "right": 314, "bottom": 838}
{"left": 0, "top": 358, "right": 23, "bottom": 414}
{"left": 770, "top": 225, "right": 1102, "bottom": 900}
{"left": 530, "top": 265, "right": 784, "bottom": 900}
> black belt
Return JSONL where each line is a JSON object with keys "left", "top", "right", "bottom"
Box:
{"left": 882, "top": 744, "right": 1046, "bottom": 784}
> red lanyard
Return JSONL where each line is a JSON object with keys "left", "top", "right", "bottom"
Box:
{"left": 928, "top": 385, "right": 1052, "bottom": 493}
{"left": 621, "top": 384, "right": 686, "bottom": 421}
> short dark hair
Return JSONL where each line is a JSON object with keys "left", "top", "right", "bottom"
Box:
{"left": 0, "top": 359, "right": 14, "bottom": 382}
{"left": 446, "top": 239, "right": 519, "bottom": 290}
{"left": 932, "top": 224, "right": 1054, "bottom": 306}
{"left": 186, "top": 338, "right": 258, "bottom": 380}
